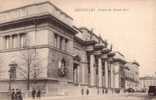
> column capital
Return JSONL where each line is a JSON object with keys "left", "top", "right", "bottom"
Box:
{"left": 108, "top": 57, "right": 114, "bottom": 64}
{"left": 94, "top": 44, "right": 104, "bottom": 51}
{"left": 86, "top": 45, "right": 94, "bottom": 52}
{"left": 101, "top": 54, "right": 108, "bottom": 60}
{"left": 102, "top": 48, "right": 111, "bottom": 54}
{"left": 107, "top": 52, "right": 115, "bottom": 57}
{"left": 92, "top": 50, "right": 102, "bottom": 56}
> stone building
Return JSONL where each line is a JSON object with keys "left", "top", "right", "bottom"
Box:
{"left": 0, "top": 1, "right": 139, "bottom": 96}
{"left": 122, "top": 61, "right": 140, "bottom": 91}
{"left": 139, "top": 76, "right": 156, "bottom": 92}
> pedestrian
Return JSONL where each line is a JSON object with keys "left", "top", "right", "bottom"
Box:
{"left": 86, "top": 89, "right": 89, "bottom": 95}
{"left": 11, "top": 89, "right": 16, "bottom": 100}
{"left": 81, "top": 88, "right": 84, "bottom": 95}
{"left": 15, "top": 89, "right": 18, "bottom": 100}
{"left": 18, "top": 89, "right": 23, "bottom": 100}
{"left": 102, "top": 89, "right": 105, "bottom": 94}
{"left": 32, "top": 88, "right": 36, "bottom": 99}
{"left": 36, "top": 89, "right": 41, "bottom": 100}
{"left": 16, "top": 89, "right": 23, "bottom": 100}
{"left": 105, "top": 89, "right": 108, "bottom": 94}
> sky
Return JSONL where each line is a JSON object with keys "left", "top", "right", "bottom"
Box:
{"left": 0, "top": 0, "right": 155, "bottom": 76}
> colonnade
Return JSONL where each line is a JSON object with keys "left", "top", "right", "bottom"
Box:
{"left": 89, "top": 52, "right": 115, "bottom": 93}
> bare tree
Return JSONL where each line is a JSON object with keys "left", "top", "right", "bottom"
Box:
{"left": 14, "top": 35, "right": 43, "bottom": 91}
{"left": 18, "top": 48, "right": 43, "bottom": 90}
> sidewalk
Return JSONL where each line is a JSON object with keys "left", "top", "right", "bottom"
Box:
{"left": 24, "top": 93, "right": 130, "bottom": 100}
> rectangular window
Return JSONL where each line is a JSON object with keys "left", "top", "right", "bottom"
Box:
{"left": 5, "top": 36, "right": 10, "bottom": 49}
{"left": 20, "top": 33, "right": 26, "bottom": 48}
{"left": 65, "top": 39, "right": 68, "bottom": 51}
{"left": 12, "top": 35, "right": 18, "bottom": 48}
{"left": 10, "top": 66, "right": 16, "bottom": 80}
{"left": 60, "top": 37, "right": 62, "bottom": 49}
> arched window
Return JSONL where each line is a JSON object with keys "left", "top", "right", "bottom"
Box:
{"left": 9, "top": 62, "right": 17, "bottom": 80}
{"left": 61, "top": 59, "right": 66, "bottom": 68}
{"left": 73, "top": 55, "right": 81, "bottom": 85}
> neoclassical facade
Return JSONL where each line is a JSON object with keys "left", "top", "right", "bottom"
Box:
{"left": 0, "top": 1, "right": 139, "bottom": 96}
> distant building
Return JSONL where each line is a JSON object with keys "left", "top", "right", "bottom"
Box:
{"left": 121, "top": 61, "right": 140, "bottom": 91}
{"left": 0, "top": 1, "right": 140, "bottom": 96}
{"left": 139, "top": 76, "right": 156, "bottom": 92}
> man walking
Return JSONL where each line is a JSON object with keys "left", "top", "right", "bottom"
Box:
{"left": 15, "top": 89, "right": 23, "bottom": 100}
{"left": 32, "top": 88, "right": 36, "bottom": 99}
{"left": 11, "top": 89, "right": 16, "bottom": 100}
{"left": 36, "top": 89, "right": 41, "bottom": 100}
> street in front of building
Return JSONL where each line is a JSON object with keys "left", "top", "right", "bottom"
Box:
{"left": 24, "top": 93, "right": 156, "bottom": 100}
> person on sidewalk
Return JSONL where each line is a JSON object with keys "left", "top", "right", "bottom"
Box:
{"left": 18, "top": 89, "right": 23, "bottom": 100}
{"left": 16, "top": 89, "right": 23, "bottom": 100}
{"left": 11, "top": 89, "right": 16, "bottom": 100}
{"left": 81, "top": 88, "right": 84, "bottom": 95}
{"left": 86, "top": 89, "right": 89, "bottom": 95}
{"left": 36, "top": 89, "right": 41, "bottom": 100}
{"left": 32, "top": 88, "right": 36, "bottom": 99}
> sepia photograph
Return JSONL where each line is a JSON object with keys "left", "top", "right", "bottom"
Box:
{"left": 0, "top": 0, "right": 155, "bottom": 100}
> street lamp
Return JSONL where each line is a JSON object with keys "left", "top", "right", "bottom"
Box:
{"left": 8, "top": 62, "right": 17, "bottom": 95}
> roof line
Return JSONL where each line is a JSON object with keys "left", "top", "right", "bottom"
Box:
{"left": 0, "top": 1, "right": 73, "bottom": 20}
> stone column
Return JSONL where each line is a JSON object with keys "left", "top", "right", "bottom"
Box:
{"left": 90, "top": 54, "right": 95, "bottom": 86}
{"left": 81, "top": 64, "right": 85, "bottom": 85}
{"left": 108, "top": 62, "right": 111, "bottom": 88}
{"left": 110, "top": 65, "right": 114, "bottom": 89}
{"left": 98, "top": 57, "right": 102, "bottom": 94}
{"left": 104, "top": 60, "right": 108, "bottom": 88}
{"left": 98, "top": 57, "right": 102, "bottom": 88}
{"left": 74, "top": 68, "right": 77, "bottom": 84}
{"left": 77, "top": 65, "right": 80, "bottom": 84}
{"left": 17, "top": 34, "right": 21, "bottom": 48}
{"left": 57, "top": 36, "right": 60, "bottom": 49}
{"left": 9, "top": 35, "right": 13, "bottom": 48}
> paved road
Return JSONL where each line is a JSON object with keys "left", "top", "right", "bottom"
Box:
{"left": 25, "top": 93, "right": 156, "bottom": 100}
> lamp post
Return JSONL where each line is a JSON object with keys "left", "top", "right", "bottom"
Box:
{"left": 8, "top": 63, "right": 17, "bottom": 96}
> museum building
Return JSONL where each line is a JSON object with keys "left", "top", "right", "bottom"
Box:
{"left": 0, "top": 1, "right": 139, "bottom": 96}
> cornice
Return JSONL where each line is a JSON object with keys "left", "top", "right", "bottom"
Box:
{"left": 0, "top": 14, "right": 77, "bottom": 35}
